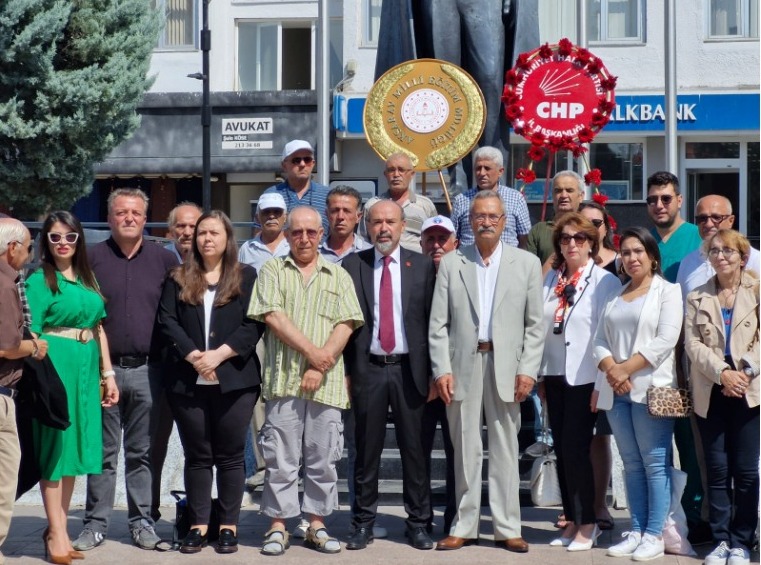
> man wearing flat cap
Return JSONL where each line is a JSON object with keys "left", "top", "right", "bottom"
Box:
{"left": 259, "top": 140, "right": 330, "bottom": 235}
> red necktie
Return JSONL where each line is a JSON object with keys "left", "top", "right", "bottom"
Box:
{"left": 379, "top": 255, "right": 395, "bottom": 354}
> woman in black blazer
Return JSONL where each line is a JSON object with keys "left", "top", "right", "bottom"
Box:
{"left": 158, "top": 210, "right": 262, "bottom": 555}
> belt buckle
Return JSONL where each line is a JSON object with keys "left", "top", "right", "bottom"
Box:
{"left": 77, "top": 329, "right": 92, "bottom": 344}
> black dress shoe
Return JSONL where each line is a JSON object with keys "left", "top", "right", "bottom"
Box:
{"left": 407, "top": 526, "right": 434, "bottom": 550}
{"left": 346, "top": 527, "right": 373, "bottom": 550}
{"left": 216, "top": 528, "right": 238, "bottom": 554}
{"left": 180, "top": 528, "right": 208, "bottom": 554}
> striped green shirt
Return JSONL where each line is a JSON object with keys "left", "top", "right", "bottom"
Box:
{"left": 248, "top": 254, "right": 364, "bottom": 408}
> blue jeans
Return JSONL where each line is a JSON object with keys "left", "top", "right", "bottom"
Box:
{"left": 607, "top": 394, "right": 674, "bottom": 536}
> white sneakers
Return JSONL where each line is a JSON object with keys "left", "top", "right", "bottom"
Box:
{"left": 631, "top": 533, "right": 665, "bottom": 561}
{"left": 606, "top": 531, "right": 664, "bottom": 561}
{"left": 607, "top": 531, "right": 642, "bottom": 557}
{"left": 706, "top": 542, "right": 732, "bottom": 565}
{"left": 728, "top": 547, "right": 750, "bottom": 565}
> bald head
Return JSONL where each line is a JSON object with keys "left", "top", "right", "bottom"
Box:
{"left": 695, "top": 195, "right": 734, "bottom": 240}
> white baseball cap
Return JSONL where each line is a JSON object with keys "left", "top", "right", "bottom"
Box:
{"left": 282, "top": 139, "right": 314, "bottom": 160}
{"left": 257, "top": 192, "right": 287, "bottom": 212}
{"left": 421, "top": 215, "right": 455, "bottom": 234}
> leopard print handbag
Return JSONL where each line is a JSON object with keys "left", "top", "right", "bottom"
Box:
{"left": 646, "top": 385, "right": 693, "bottom": 418}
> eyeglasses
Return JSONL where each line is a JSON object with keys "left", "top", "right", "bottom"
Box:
{"left": 290, "top": 156, "right": 314, "bottom": 165}
{"left": 589, "top": 219, "right": 604, "bottom": 228}
{"left": 13, "top": 241, "right": 33, "bottom": 254}
{"left": 384, "top": 167, "right": 411, "bottom": 175}
{"left": 559, "top": 233, "right": 589, "bottom": 246}
{"left": 289, "top": 228, "right": 320, "bottom": 240}
{"left": 707, "top": 247, "right": 739, "bottom": 258}
{"left": 48, "top": 232, "right": 79, "bottom": 245}
{"left": 472, "top": 213, "right": 505, "bottom": 224}
{"left": 695, "top": 214, "right": 731, "bottom": 225}
{"left": 646, "top": 194, "right": 675, "bottom": 206}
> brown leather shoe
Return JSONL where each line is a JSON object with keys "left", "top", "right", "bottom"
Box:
{"left": 503, "top": 537, "right": 529, "bottom": 553}
{"left": 436, "top": 536, "right": 478, "bottom": 550}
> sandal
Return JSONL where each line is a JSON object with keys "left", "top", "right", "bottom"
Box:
{"left": 554, "top": 514, "right": 569, "bottom": 529}
{"left": 261, "top": 528, "right": 290, "bottom": 556}
{"left": 304, "top": 527, "right": 341, "bottom": 554}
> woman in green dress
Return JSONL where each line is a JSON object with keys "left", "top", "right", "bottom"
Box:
{"left": 26, "top": 211, "right": 119, "bottom": 564}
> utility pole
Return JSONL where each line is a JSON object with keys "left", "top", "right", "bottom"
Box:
{"left": 189, "top": 0, "right": 212, "bottom": 211}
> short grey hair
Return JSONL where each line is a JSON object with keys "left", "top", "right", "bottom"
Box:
{"left": 167, "top": 202, "right": 202, "bottom": 227}
{"left": 473, "top": 146, "right": 503, "bottom": 168}
{"left": 552, "top": 170, "right": 584, "bottom": 192}
{"left": 107, "top": 188, "right": 149, "bottom": 215}
{"left": 470, "top": 190, "right": 505, "bottom": 214}
{"left": 0, "top": 218, "right": 28, "bottom": 255}
{"left": 284, "top": 205, "right": 322, "bottom": 231}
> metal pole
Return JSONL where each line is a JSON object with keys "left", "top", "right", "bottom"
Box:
{"left": 664, "top": 0, "right": 678, "bottom": 175}
{"left": 316, "top": 0, "right": 330, "bottom": 186}
{"left": 201, "top": 0, "right": 212, "bottom": 211}
{"left": 577, "top": 0, "right": 590, "bottom": 199}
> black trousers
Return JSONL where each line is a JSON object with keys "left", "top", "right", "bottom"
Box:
{"left": 149, "top": 387, "right": 174, "bottom": 522}
{"left": 544, "top": 376, "right": 597, "bottom": 526}
{"left": 351, "top": 359, "right": 430, "bottom": 530}
{"left": 696, "top": 384, "right": 760, "bottom": 551}
{"left": 168, "top": 385, "right": 259, "bottom": 526}
{"left": 421, "top": 397, "right": 455, "bottom": 532}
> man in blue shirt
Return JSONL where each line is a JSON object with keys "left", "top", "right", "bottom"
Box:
{"left": 259, "top": 140, "right": 330, "bottom": 235}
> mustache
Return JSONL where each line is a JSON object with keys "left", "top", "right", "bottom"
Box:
{"left": 477, "top": 226, "right": 496, "bottom": 234}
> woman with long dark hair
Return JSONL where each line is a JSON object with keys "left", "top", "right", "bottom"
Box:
{"left": 25, "top": 211, "right": 119, "bottom": 564}
{"left": 158, "top": 210, "right": 262, "bottom": 554}
{"left": 592, "top": 227, "right": 682, "bottom": 561}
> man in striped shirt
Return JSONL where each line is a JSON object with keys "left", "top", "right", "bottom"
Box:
{"left": 450, "top": 146, "right": 531, "bottom": 248}
{"left": 249, "top": 206, "right": 364, "bottom": 555}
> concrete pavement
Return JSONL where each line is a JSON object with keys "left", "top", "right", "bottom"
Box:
{"left": 4, "top": 502, "right": 727, "bottom": 565}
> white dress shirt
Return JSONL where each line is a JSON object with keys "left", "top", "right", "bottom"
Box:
{"left": 370, "top": 246, "right": 408, "bottom": 354}
{"left": 196, "top": 287, "right": 218, "bottom": 385}
{"left": 476, "top": 242, "right": 503, "bottom": 342}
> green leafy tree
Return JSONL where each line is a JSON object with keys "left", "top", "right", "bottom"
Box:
{"left": 0, "top": 0, "right": 159, "bottom": 218}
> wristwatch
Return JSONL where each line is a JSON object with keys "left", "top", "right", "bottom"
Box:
{"left": 743, "top": 366, "right": 755, "bottom": 378}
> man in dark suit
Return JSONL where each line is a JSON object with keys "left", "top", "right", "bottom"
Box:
{"left": 342, "top": 200, "right": 436, "bottom": 551}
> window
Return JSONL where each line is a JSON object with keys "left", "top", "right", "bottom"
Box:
{"left": 588, "top": 0, "right": 643, "bottom": 42}
{"left": 588, "top": 142, "right": 644, "bottom": 199}
{"left": 238, "top": 21, "right": 313, "bottom": 91}
{"left": 708, "top": 0, "right": 759, "bottom": 38}
{"left": 538, "top": 0, "right": 577, "bottom": 44}
{"left": 153, "top": 0, "right": 196, "bottom": 49}
{"left": 237, "top": 19, "right": 343, "bottom": 91}
{"left": 364, "top": 0, "right": 382, "bottom": 46}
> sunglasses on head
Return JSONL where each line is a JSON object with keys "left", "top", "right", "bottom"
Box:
{"left": 646, "top": 194, "right": 675, "bottom": 206}
{"left": 48, "top": 232, "right": 79, "bottom": 245}
{"left": 290, "top": 156, "right": 314, "bottom": 165}
{"left": 590, "top": 219, "right": 604, "bottom": 228}
{"left": 559, "top": 233, "right": 589, "bottom": 245}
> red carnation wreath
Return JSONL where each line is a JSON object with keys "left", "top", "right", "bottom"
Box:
{"left": 502, "top": 39, "right": 617, "bottom": 220}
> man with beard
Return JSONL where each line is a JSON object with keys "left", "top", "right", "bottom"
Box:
{"left": 343, "top": 200, "right": 436, "bottom": 550}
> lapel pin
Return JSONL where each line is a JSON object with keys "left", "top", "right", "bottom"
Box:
{"left": 405, "top": 261, "right": 411, "bottom": 267}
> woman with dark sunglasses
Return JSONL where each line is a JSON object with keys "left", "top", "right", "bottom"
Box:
{"left": 538, "top": 213, "right": 621, "bottom": 552}
{"left": 25, "top": 211, "right": 119, "bottom": 563}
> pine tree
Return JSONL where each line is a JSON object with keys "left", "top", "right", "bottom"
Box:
{"left": 0, "top": 0, "right": 159, "bottom": 218}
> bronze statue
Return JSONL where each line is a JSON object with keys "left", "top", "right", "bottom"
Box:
{"left": 374, "top": 0, "right": 540, "bottom": 193}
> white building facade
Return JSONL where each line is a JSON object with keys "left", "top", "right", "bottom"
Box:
{"left": 79, "top": 0, "right": 759, "bottom": 243}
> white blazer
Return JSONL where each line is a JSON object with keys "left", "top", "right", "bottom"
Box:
{"left": 593, "top": 275, "right": 683, "bottom": 409}
{"left": 540, "top": 260, "right": 622, "bottom": 386}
